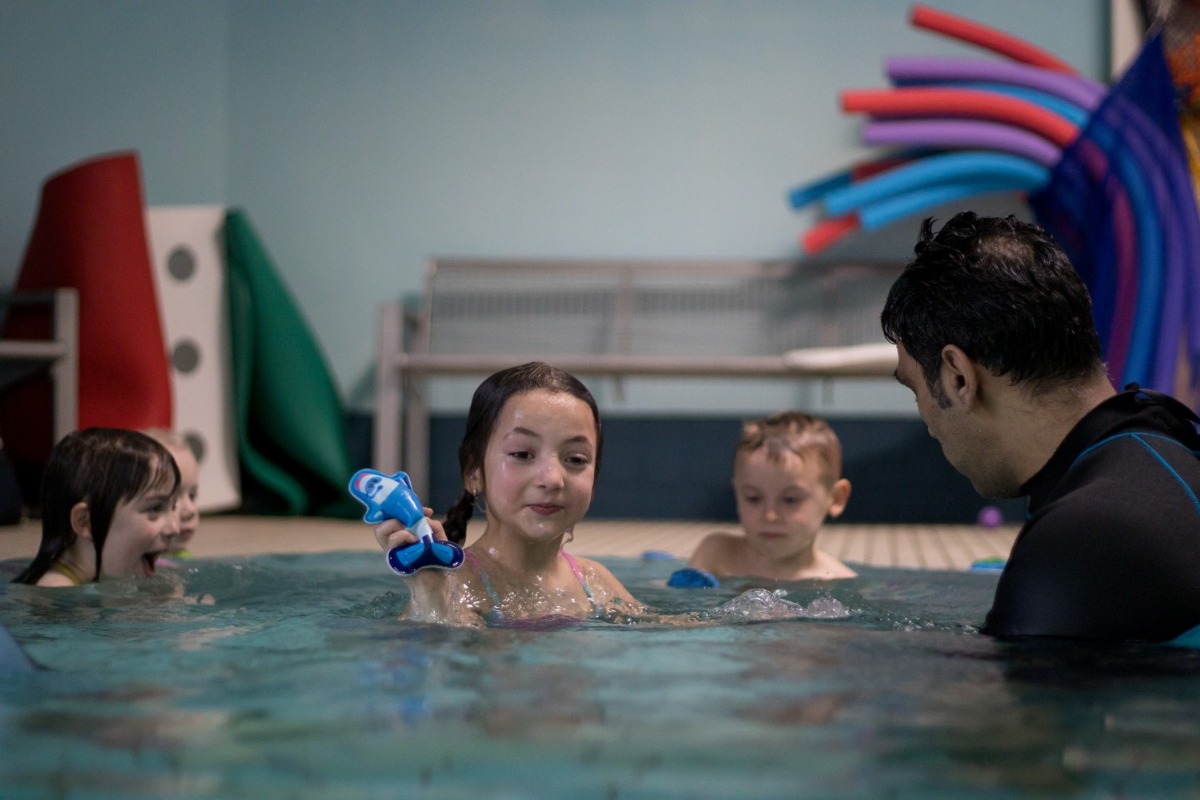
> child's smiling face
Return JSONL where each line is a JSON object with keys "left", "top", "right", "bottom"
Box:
{"left": 101, "top": 471, "right": 181, "bottom": 578}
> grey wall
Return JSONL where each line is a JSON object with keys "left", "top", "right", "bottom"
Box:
{"left": 0, "top": 0, "right": 1108, "bottom": 415}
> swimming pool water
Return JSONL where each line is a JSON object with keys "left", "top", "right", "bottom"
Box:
{"left": 2, "top": 551, "right": 1200, "bottom": 799}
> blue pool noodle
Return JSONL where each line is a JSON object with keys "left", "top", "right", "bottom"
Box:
{"left": 822, "top": 151, "right": 1050, "bottom": 217}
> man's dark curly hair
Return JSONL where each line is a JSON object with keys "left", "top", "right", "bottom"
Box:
{"left": 880, "top": 212, "right": 1104, "bottom": 407}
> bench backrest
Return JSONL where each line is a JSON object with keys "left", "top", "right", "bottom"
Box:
{"left": 411, "top": 258, "right": 902, "bottom": 359}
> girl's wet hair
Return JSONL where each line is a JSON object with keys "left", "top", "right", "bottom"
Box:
{"left": 442, "top": 362, "right": 602, "bottom": 544}
{"left": 735, "top": 411, "right": 842, "bottom": 487}
{"left": 12, "top": 428, "right": 180, "bottom": 585}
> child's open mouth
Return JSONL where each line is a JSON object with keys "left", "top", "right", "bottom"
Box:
{"left": 141, "top": 552, "right": 160, "bottom": 576}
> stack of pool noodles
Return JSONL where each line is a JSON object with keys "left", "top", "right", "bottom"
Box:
{"left": 788, "top": 4, "right": 1200, "bottom": 400}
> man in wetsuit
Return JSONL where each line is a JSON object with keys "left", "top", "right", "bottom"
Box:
{"left": 880, "top": 211, "right": 1200, "bottom": 642}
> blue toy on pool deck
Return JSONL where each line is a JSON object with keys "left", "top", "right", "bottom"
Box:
{"left": 348, "top": 469, "right": 464, "bottom": 575}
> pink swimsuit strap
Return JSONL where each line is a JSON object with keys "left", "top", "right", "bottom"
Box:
{"left": 561, "top": 550, "right": 589, "bottom": 590}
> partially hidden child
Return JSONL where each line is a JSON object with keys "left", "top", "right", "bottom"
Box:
{"left": 143, "top": 429, "right": 200, "bottom": 558}
{"left": 685, "top": 411, "right": 856, "bottom": 581}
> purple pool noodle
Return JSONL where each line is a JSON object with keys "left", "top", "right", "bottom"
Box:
{"left": 1077, "top": 140, "right": 1136, "bottom": 381}
{"left": 1101, "top": 92, "right": 1196, "bottom": 391}
{"left": 886, "top": 56, "right": 1105, "bottom": 110}
{"left": 1119, "top": 95, "right": 1200, "bottom": 390}
{"left": 1090, "top": 121, "right": 1162, "bottom": 387}
{"left": 1088, "top": 74, "right": 1199, "bottom": 391}
{"left": 1109, "top": 181, "right": 1138, "bottom": 383}
{"left": 861, "top": 119, "right": 1061, "bottom": 166}
{"left": 822, "top": 151, "right": 1049, "bottom": 217}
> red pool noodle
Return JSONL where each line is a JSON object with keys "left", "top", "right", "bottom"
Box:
{"left": 909, "top": 4, "right": 1078, "bottom": 75}
{"left": 801, "top": 214, "right": 860, "bottom": 255}
{"left": 841, "top": 87, "right": 1079, "bottom": 148}
{"left": 851, "top": 155, "right": 916, "bottom": 181}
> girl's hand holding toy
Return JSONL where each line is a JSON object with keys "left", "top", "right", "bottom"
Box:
{"left": 348, "top": 469, "right": 464, "bottom": 575}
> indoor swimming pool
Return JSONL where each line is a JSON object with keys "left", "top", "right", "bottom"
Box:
{"left": 2, "top": 551, "right": 1199, "bottom": 798}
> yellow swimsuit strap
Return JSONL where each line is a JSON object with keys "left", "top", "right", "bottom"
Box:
{"left": 48, "top": 560, "right": 86, "bottom": 586}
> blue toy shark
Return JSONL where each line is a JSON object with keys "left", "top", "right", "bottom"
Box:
{"left": 348, "top": 468, "right": 464, "bottom": 575}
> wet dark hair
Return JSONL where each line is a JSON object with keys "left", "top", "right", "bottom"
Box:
{"left": 880, "top": 212, "right": 1104, "bottom": 406}
{"left": 12, "top": 428, "right": 180, "bottom": 585}
{"left": 442, "top": 362, "right": 602, "bottom": 544}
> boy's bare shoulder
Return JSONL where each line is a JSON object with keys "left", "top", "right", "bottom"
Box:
{"left": 687, "top": 530, "right": 743, "bottom": 568}
{"left": 696, "top": 530, "right": 743, "bottom": 548}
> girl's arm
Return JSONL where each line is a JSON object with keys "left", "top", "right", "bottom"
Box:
{"left": 398, "top": 570, "right": 485, "bottom": 627}
{"left": 575, "top": 556, "right": 646, "bottom": 617}
{"left": 373, "top": 514, "right": 483, "bottom": 627}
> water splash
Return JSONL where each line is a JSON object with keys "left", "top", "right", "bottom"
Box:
{"left": 706, "top": 589, "right": 851, "bottom": 623}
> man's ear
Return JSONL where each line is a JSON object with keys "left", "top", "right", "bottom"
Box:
{"left": 940, "top": 345, "right": 980, "bottom": 408}
{"left": 69, "top": 501, "right": 93, "bottom": 540}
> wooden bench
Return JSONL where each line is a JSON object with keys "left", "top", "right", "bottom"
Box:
{"left": 374, "top": 258, "right": 902, "bottom": 496}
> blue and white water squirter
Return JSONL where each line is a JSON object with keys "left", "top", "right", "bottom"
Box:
{"left": 348, "top": 469, "right": 465, "bottom": 575}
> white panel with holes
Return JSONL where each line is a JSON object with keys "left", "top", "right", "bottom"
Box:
{"left": 145, "top": 206, "right": 241, "bottom": 512}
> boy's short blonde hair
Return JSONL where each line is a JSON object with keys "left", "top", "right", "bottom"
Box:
{"left": 734, "top": 411, "right": 842, "bottom": 486}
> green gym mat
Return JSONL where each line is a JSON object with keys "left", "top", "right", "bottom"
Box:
{"left": 225, "top": 209, "right": 355, "bottom": 517}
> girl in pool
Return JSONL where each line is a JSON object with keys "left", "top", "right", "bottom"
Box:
{"left": 144, "top": 429, "right": 200, "bottom": 557}
{"left": 373, "top": 362, "right": 645, "bottom": 626}
{"left": 12, "top": 428, "right": 182, "bottom": 586}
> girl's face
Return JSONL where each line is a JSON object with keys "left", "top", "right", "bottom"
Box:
{"left": 166, "top": 444, "right": 200, "bottom": 551}
{"left": 733, "top": 448, "right": 848, "bottom": 558}
{"left": 475, "top": 389, "right": 598, "bottom": 544}
{"left": 100, "top": 476, "right": 181, "bottom": 578}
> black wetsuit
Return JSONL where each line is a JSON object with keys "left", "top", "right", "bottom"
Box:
{"left": 984, "top": 387, "right": 1200, "bottom": 642}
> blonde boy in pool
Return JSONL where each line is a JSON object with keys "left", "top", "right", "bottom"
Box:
{"left": 686, "top": 411, "right": 856, "bottom": 581}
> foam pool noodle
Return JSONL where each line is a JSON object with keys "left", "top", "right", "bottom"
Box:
{"left": 348, "top": 468, "right": 464, "bottom": 575}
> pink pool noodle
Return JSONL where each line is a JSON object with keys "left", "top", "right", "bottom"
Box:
{"left": 862, "top": 119, "right": 1062, "bottom": 166}
{"left": 842, "top": 87, "right": 1079, "bottom": 148}
{"left": 909, "top": 4, "right": 1078, "bottom": 74}
{"left": 885, "top": 56, "right": 1104, "bottom": 109}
